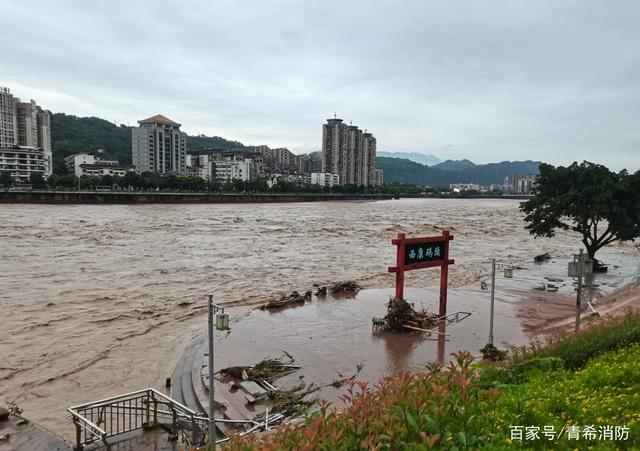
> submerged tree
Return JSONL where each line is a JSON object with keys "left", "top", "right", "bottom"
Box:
{"left": 520, "top": 161, "right": 640, "bottom": 261}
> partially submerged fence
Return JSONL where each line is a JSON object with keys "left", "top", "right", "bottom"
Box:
{"left": 67, "top": 388, "right": 283, "bottom": 450}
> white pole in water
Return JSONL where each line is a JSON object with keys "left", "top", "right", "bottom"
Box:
{"left": 489, "top": 258, "right": 496, "bottom": 345}
{"left": 207, "top": 295, "right": 216, "bottom": 448}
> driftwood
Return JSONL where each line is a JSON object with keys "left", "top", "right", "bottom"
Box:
{"left": 402, "top": 324, "right": 448, "bottom": 336}
{"left": 372, "top": 297, "right": 439, "bottom": 332}
{"left": 260, "top": 290, "right": 311, "bottom": 310}
{"left": 330, "top": 280, "right": 362, "bottom": 293}
{"left": 220, "top": 355, "right": 300, "bottom": 383}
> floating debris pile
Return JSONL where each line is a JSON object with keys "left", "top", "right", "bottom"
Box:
{"left": 330, "top": 280, "right": 362, "bottom": 293}
{"left": 372, "top": 297, "right": 439, "bottom": 332}
{"left": 259, "top": 290, "right": 312, "bottom": 310}
{"left": 220, "top": 355, "right": 300, "bottom": 383}
{"left": 219, "top": 355, "right": 317, "bottom": 415}
{"left": 479, "top": 343, "right": 507, "bottom": 361}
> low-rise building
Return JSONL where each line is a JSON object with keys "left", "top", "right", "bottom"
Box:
{"left": 310, "top": 172, "right": 340, "bottom": 187}
{"left": 212, "top": 159, "right": 255, "bottom": 183}
{"left": 0, "top": 146, "right": 48, "bottom": 182}
{"left": 64, "top": 153, "right": 134, "bottom": 177}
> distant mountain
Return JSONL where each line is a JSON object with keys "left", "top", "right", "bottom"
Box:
{"left": 377, "top": 151, "right": 442, "bottom": 166}
{"left": 432, "top": 159, "right": 476, "bottom": 171}
{"left": 50, "top": 113, "right": 249, "bottom": 173}
{"left": 309, "top": 151, "right": 322, "bottom": 162}
{"left": 376, "top": 157, "right": 541, "bottom": 187}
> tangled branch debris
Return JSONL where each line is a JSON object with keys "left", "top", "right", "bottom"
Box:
{"left": 260, "top": 290, "right": 311, "bottom": 310}
{"left": 220, "top": 355, "right": 300, "bottom": 383}
{"left": 268, "top": 383, "right": 318, "bottom": 416}
{"left": 330, "top": 280, "right": 362, "bottom": 293}
{"left": 372, "top": 297, "right": 439, "bottom": 332}
{"left": 480, "top": 343, "right": 507, "bottom": 361}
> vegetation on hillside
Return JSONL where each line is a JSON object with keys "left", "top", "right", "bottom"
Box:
{"left": 376, "top": 157, "right": 541, "bottom": 187}
{"left": 219, "top": 313, "right": 640, "bottom": 450}
{"left": 521, "top": 161, "right": 640, "bottom": 260}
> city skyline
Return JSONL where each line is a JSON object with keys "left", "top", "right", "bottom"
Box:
{"left": 2, "top": 1, "right": 640, "bottom": 171}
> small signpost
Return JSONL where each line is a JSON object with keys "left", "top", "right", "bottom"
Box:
{"left": 388, "top": 231, "right": 455, "bottom": 317}
{"left": 568, "top": 249, "right": 593, "bottom": 332}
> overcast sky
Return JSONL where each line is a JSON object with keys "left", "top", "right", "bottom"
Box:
{"left": 1, "top": 0, "right": 639, "bottom": 170}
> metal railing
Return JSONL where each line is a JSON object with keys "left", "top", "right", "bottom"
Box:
{"left": 68, "top": 388, "right": 287, "bottom": 450}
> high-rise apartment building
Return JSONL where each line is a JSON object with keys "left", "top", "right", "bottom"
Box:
{"left": 132, "top": 115, "right": 187, "bottom": 174}
{"left": 321, "top": 116, "right": 380, "bottom": 186}
{"left": 0, "top": 87, "right": 52, "bottom": 181}
{"left": 0, "top": 87, "right": 17, "bottom": 148}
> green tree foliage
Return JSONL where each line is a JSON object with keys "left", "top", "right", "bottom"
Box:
{"left": 29, "top": 172, "right": 46, "bottom": 189}
{"left": 520, "top": 161, "right": 640, "bottom": 260}
{"left": 0, "top": 171, "right": 13, "bottom": 187}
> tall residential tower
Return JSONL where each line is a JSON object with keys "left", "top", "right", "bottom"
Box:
{"left": 132, "top": 115, "right": 187, "bottom": 174}
{"left": 321, "top": 116, "right": 380, "bottom": 186}
{"left": 0, "top": 87, "right": 52, "bottom": 181}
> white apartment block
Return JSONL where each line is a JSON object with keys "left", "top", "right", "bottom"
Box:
{"left": 322, "top": 117, "right": 378, "bottom": 186}
{"left": 0, "top": 87, "right": 52, "bottom": 181}
{"left": 310, "top": 172, "right": 340, "bottom": 187}
{"left": 213, "top": 159, "right": 255, "bottom": 183}
{"left": 64, "top": 153, "right": 133, "bottom": 177}
{"left": 0, "top": 147, "right": 48, "bottom": 182}
{"left": 503, "top": 173, "right": 537, "bottom": 194}
{"left": 132, "top": 115, "right": 187, "bottom": 174}
{"left": 186, "top": 149, "right": 261, "bottom": 182}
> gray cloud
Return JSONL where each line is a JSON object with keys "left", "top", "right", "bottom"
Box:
{"left": 1, "top": 0, "right": 639, "bottom": 170}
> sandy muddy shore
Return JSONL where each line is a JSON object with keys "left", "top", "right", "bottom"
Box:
{"left": 1, "top": 198, "right": 638, "bottom": 439}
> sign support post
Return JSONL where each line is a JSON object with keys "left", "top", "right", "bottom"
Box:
{"left": 388, "top": 230, "right": 454, "bottom": 317}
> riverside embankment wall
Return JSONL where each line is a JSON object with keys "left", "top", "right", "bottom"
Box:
{"left": 0, "top": 191, "right": 394, "bottom": 204}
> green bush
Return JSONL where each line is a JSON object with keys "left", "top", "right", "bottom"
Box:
{"left": 508, "top": 311, "right": 640, "bottom": 371}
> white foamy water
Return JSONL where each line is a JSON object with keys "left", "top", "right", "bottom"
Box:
{"left": 0, "top": 198, "right": 637, "bottom": 437}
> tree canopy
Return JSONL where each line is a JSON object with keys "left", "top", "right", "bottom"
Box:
{"left": 520, "top": 161, "right": 640, "bottom": 260}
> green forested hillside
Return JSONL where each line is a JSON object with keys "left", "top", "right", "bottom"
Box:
{"left": 50, "top": 113, "right": 249, "bottom": 174}
{"left": 376, "top": 157, "right": 541, "bottom": 187}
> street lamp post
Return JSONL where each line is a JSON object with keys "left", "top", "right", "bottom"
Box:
{"left": 207, "top": 295, "right": 230, "bottom": 449}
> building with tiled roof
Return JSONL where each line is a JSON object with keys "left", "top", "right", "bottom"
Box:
{"left": 132, "top": 114, "right": 187, "bottom": 174}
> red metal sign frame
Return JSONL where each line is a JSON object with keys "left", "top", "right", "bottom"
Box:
{"left": 388, "top": 230, "right": 455, "bottom": 317}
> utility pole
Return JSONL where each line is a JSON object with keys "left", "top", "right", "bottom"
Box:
{"left": 489, "top": 258, "right": 496, "bottom": 345}
{"left": 207, "top": 295, "right": 215, "bottom": 448}
{"left": 207, "top": 295, "right": 229, "bottom": 449}
{"left": 575, "top": 249, "right": 583, "bottom": 333}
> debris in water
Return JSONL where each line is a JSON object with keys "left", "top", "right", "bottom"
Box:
{"left": 479, "top": 343, "right": 507, "bottom": 361}
{"left": 220, "top": 355, "right": 301, "bottom": 383}
{"left": 534, "top": 252, "right": 551, "bottom": 262}
{"left": 372, "top": 297, "right": 439, "bottom": 332}
{"left": 268, "top": 383, "right": 318, "bottom": 416}
{"left": 260, "top": 291, "right": 308, "bottom": 310}
{"left": 330, "top": 280, "right": 362, "bottom": 293}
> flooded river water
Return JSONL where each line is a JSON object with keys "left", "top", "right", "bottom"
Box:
{"left": 1, "top": 198, "right": 638, "bottom": 438}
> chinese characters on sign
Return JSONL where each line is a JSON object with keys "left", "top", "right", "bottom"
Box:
{"left": 509, "top": 425, "right": 629, "bottom": 442}
{"left": 403, "top": 241, "right": 445, "bottom": 266}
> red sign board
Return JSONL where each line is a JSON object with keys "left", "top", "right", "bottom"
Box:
{"left": 388, "top": 231, "right": 454, "bottom": 317}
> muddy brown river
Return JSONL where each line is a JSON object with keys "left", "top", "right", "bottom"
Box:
{"left": 1, "top": 198, "right": 638, "bottom": 438}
